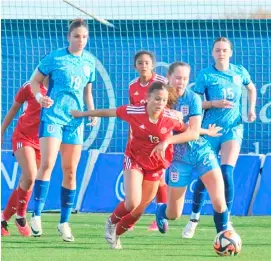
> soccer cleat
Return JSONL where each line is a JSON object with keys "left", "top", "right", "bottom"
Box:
{"left": 110, "top": 236, "right": 123, "bottom": 250}
{"left": 155, "top": 204, "right": 168, "bottom": 234}
{"left": 104, "top": 217, "right": 116, "bottom": 244}
{"left": 30, "top": 215, "right": 42, "bottom": 237}
{"left": 57, "top": 222, "right": 74, "bottom": 242}
{"left": 182, "top": 220, "right": 199, "bottom": 239}
{"left": 147, "top": 220, "right": 159, "bottom": 231}
{"left": 1, "top": 221, "right": 10, "bottom": 236}
{"left": 15, "top": 218, "right": 31, "bottom": 237}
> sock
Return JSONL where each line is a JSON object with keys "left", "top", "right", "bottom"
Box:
{"left": 221, "top": 165, "right": 234, "bottom": 213}
{"left": 191, "top": 178, "right": 207, "bottom": 220}
{"left": 16, "top": 186, "right": 32, "bottom": 218}
{"left": 110, "top": 201, "right": 130, "bottom": 224}
{"left": 214, "top": 209, "right": 229, "bottom": 233}
{"left": 156, "top": 184, "right": 167, "bottom": 203}
{"left": 33, "top": 180, "right": 50, "bottom": 216}
{"left": 157, "top": 203, "right": 168, "bottom": 220}
{"left": 2, "top": 189, "right": 18, "bottom": 221}
{"left": 116, "top": 213, "right": 140, "bottom": 236}
{"left": 60, "top": 186, "right": 76, "bottom": 223}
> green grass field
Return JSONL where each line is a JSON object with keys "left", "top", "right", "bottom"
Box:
{"left": 1, "top": 214, "right": 270, "bottom": 261}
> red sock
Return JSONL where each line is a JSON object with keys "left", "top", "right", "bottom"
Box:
{"left": 16, "top": 186, "right": 32, "bottom": 217}
{"left": 2, "top": 189, "right": 18, "bottom": 221}
{"left": 116, "top": 213, "right": 140, "bottom": 236}
{"left": 156, "top": 184, "right": 168, "bottom": 203}
{"left": 110, "top": 201, "right": 130, "bottom": 224}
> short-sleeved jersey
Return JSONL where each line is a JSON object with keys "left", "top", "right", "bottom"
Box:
{"left": 14, "top": 82, "right": 47, "bottom": 139}
{"left": 38, "top": 47, "right": 95, "bottom": 126}
{"left": 116, "top": 104, "right": 186, "bottom": 171}
{"left": 129, "top": 73, "right": 167, "bottom": 105}
{"left": 192, "top": 63, "right": 251, "bottom": 129}
{"left": 172, "top": 88, "right": 210, "bottom": 163}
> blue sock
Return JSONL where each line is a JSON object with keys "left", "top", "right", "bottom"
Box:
{"left": 60, "top": 187, "right": 76, "bottom": 224}
{"left": 214, "top": 209, "right": 229, "bottom": 233}
{"left": 33, "top": 180, "right": 50, "bottom": 216}
{"left": 157, "top": 203, "right": 168, "bottom": 220}
{"left": 191, "top": 178, "right": 207, "bottom": 219}
{"left": 221, "top": 165, "right": 234, "bottom": 213}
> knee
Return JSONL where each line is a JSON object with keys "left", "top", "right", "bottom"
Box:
{"left": 40, "top": 159, "right": 55, "bottom": 173}
{"left": 124, "top": 198, "right": 141, "bottom": 212}
{"left": 213, "top": 199, "right": 227, "bottom": 213}
{"left": 166, "top": 209, "right": 182, "bottom": 220}
{"left": 21, "top": 174, "right": 36, "bottom": 190}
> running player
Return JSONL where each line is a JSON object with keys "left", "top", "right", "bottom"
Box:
{"left": 153, "top": 62, "right": 230, "bottom": 237}
{"left": 71, "top": 81, "right": 191, "bottom": 249}
{"left": 129, "top": 50, "right": 168, "bottom": 231}
{"left": 29, "top": 18, "right": 96, "bottom": 242}
{"left": 182, "top": 37, "right": 257, "bottom": 238}
{"left": 1, "top": 79, "right": 47, "bottom": 237}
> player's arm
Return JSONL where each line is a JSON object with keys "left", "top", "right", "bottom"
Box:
{"left": 1, "top": 101, "right": 22, "bottom": 143}
{"left": 245, "top": 82, "right": 257, "bottom": 122}
{"left": 71, "top": 109, "right": 117, "bottom": 118}
{"left": 84, "top": 82, "right": 98, "bottom": 126}
{"left": 30, "top": 70, "right": 53, "bottom": 108}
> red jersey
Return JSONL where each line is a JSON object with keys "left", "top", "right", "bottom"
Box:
{"left": 116, "top": 104, "right": 186, "bottom": 172}
{"left": 14, "top": 82, "right": 47, "bottom": 139}
{"left": 129, "top": 73, "right": 167, "bottom": 105}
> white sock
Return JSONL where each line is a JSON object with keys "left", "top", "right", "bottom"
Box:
{"left": 190, "top": 212, "right": 200, "bottom": 221}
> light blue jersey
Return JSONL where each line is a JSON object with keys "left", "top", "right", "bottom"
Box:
{"left": 38, "top": 47, "right": 95, "bottom": 126}
{"left": 167, "top": 88, "right": 220, "bottom": 187}
{"left": 173, "top": 89, "right": 210, "bottom": 163}
{"left": 192, "top": 63, "right": 251, "bottom": 129}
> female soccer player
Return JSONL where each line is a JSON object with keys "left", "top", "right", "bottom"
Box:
{"left": 129, "top": 50, "right": 168, "bottom": 231}
{"left": 182, "top": 37, "right": 257, "bottom": 238}
{"left": 1, "top": 80, "right": 47, "bottom": 237}
{"left": 71, "top": 81, "right": 193, "bottom": 249}
{"left": 29, "top": 18, "right": 96, "bottom": 242}
{"left": 153, "top": 62, "right": 230, "bottom": 237}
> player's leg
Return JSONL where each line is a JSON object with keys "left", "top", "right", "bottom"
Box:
{"left": 220, "top": 125, "right": 243, "bottom": 217}
{"left": 116, "top": 175, "right": 160, "bottom": 236}
{"left": 201, "top": 168, "right": 228, "bottom": 233}
{"left": 31, "top": 136, "right": 61, "bottom": 236}
{"left": 187, "top": 136, "right": 221, "bottom": 230}
{"left": 105, "top": 166, "right": 143, "bottom": 248}
{"left": 14, "top": 146, "right": 38, "bottom": 236}
{"left": 147, "top": 174, "right": 167, "bottom": 231}
{"left": 156, "top": 161, "right": 190, "bottom": 234}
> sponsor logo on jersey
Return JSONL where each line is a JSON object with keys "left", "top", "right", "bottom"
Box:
{"left": 139, "top": 124, "right": 145, "bottom": 129}
{"left": 134, "top": 91, "right": 139, "bottom": 96}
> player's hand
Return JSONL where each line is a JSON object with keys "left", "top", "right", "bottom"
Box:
{"left": 211, "top": 100, "right": 234, "bottom": 109}
{"left": 247, "top": 110, "right": 256, "bottom": 122}
{"left": 40, "top": 96, "right": 54, "bottom": 108}
{"left": 86, "top": 117, "right": 98, "bottom": 127}
{"left": 207, "top": 124, "right": 223, "bottom": 137}
{"left": 71, "top": 110, "right": 85, "bottom": 118}
{"left": 150, "top": 140, "right": 169, "bottom": 160}
{"left": 172, "top": 110, "right": 183, "bottom": 122}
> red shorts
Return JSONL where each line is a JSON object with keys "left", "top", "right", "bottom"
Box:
{"left": 123, "top": 154, "right": 163, "bottom": 181}
{"left": 12, "top": 131, "right": 40, "bottom": 160}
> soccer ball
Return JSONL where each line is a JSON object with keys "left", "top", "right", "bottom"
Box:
{"left": 213, "top": 230, "right": 242, "bottom": 256}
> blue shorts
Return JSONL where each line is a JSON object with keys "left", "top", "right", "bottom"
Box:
{"left": 167, "top": 150, "right": 220, "bottom": 187}
{"left": 39, "top": 121, "right": 84, "bottom": 145}
{"left": 205, "top": 124, "right": 244, "bottom": 154}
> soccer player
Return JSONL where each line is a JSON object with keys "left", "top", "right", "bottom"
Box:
{"left": 182, "top": 37, "right": 257, "bottom": 238}
{"left": 71, "top": 81, "right": 192, "bottom": 249}
{"left": 29, "top": 18, "right": 96, "bottom": 242}
{"left": 1, "top": 79, "right": 47, "bottom": 237}
{"left": 153, "top": 62, "right": 230, "bottom": 237}
{"left": 129, "top": 50, "right": 168, "bottom": 231}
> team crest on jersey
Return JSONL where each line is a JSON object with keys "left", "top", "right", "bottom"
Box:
{"left": 83, "top": 65, "right": 91, "bottom": 77}
{"left": 134, "top": 91, "right": 139, "bottom": 96}
{"left": 181, "top": 105, "right": 189, "bottom": 116}
{"left": 160, "top": 127, "right": 167, "bottom": 134}
{"left": 233, "top": 75, "right": 242, "bottom": 85}
{"left": 170, "top": 170, "right": 179, "bottom": 183}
